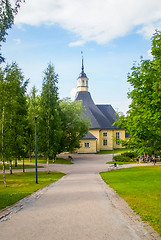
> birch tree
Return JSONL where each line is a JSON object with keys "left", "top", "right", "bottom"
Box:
{"left": 39, "top": 63, "right": 62, "bottom": 164}
{"left": 0, "top": 0, "right": 25, "bottom": 63}
{"left": 0, "top": 62, "right": 28, "bottom": 183}
{"left": 26, "top": 86, "right": 40, "bottom": 161}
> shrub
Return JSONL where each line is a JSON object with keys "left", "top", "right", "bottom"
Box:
{"left": 121, "top": 152, "right": 137, "bottom": 158}
{"left": 113, "top": 155, "right": 131, "bottom": 162}
{"left": 113, "top": 152, "right": 136, "bottom": 162}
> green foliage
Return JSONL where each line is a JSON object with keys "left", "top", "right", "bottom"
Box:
{"left": 59, "top": 98, "right": 90, "bottom": 152}
{"left": 114, "top": 30, "right": 161, "bottom": 155}
{"left": 97, "top": 148, "right": 129, "bottom": 154}
{"left": 38, "top": 63, "right": 62, "bottom": 161}
{"left": 0, "top": 0, "right": 25, "bottom": 62}
{"left": 113, "top": 155, "right": 132, "bottom": 162}
{"left": 113, "top": 152, "right": 137, "bottom": 162}
{"left": 0, "top": 62, "right": 90, "bottom": 172}
{"left": 0, "top": 62, "right": 28, "bottom": 162}
{"left": 100, "top": 165, "right": 161, "bottom": 235}
{"left": 26, "top": 86, "right": 40, "bottom": 160}
{"left": 0, "top": 171, "right": 65, "bottom": 209}
{"left": 121, "top": 151, "right": 137, "bottom": 158}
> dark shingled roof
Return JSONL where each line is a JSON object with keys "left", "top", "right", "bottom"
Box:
{"left": 96, "top": 104, "right": 117, "bottom": 125}
{"left": 82, "top": 131, "right": 97, "bottom": 140}
{"left": 75, "top": 91, "right": 118, "bottom": 130}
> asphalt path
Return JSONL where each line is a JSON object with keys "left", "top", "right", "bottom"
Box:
{"left": 0, "top": 154, "right": 160, "bottom": 240}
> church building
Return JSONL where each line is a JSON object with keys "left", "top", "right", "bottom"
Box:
{"left": 75, "top": 57, "right": 125, "bottom": 153}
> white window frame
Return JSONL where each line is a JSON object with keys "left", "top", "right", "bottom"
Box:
{"left": 103, "top": 139, "right": 108, "bottom": 146}
{"left": 103, "top": 132, "right": 107, "bottom": 137}
{"left": 116, "top": 132, "right": 120, "bottom": 145}
{"left": 84, "top": 142, "right": 90, "bottom": 148}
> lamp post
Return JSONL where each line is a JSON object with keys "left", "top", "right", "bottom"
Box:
{"left": 112, "top": 131, "right": 114, "bottom": 160}
{"left": 35, "top": 116, "right": 38, "bottom": 184}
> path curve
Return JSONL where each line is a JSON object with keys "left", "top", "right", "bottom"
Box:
{"left": 0, "top": 154, "right": 160, "bottom": 240}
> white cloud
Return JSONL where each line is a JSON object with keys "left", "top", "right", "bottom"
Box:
{"left": 148, "top": 49, "right": 153, "bottom": 58}
{"left": 15, "top": 0, "right": 161, "bottom": 45}
{"left": 14, "top": 38, "right": 21, "bottom": 45}
{"left": 69, "top": 40, "right": 85, "bottom": 47}
{"left": 69, "top": 88, "right": 77, "bottom": 100}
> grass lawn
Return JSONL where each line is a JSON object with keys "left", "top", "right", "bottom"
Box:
{"left": 100, "top": 165, "right": 161, "bottom": 236}
{"left": 0, "top": 171, "right": 65, "bottom": 210}
{"left": 0, "top": 163, "right": 44, "bottom": 170}
{"left": 18, "top": 157, "right": 73, "bottom": 165}
{"left": 106, "top": 161, "right": 134, "bottom": 165}
{"left": 97, "top": 148, "right": 129, "bottom": 154}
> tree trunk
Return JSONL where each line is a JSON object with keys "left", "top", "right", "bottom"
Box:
{"left": 9, "top": 160, "right": 12, "bottom": 174}
{"left": 15, "top": 159, "right": 17, "bottom": 167}
{"left": 53, "top": 154, "right": 56, "bottom": 163}
{"left": 46, "top": 157, "right": 49, "bottom": 165}
{"left": 47, "top": 156, "right": 50, "bottom": 174}
{"left": 2, "top": 106, "right": 6, "bottom": 187}
{"left": 23, "top": 157, "right": 25, "bottom": 173}
{"left": 2, "top": 161, "right": 7, "bottom": 187}
{"left": 29, "top": 152, "right": 31, "bottom": 162}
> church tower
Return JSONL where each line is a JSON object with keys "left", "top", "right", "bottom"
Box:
{"left": 75, "top": 54, "right": 125, "bottom": 153}
{"left": 77, "top": 54, "right": 89, "bottom": 92}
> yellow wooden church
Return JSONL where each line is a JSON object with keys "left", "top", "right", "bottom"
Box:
{"left": 75, "top": 57, "right": 125, "bottom": 153}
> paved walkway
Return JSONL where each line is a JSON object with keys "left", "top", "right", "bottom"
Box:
{"left": 0, "top": 154, "right": 160, "bottom": 240}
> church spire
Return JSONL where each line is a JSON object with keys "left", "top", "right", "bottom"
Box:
{"left": 81, "top": 51, "right": 84, "bottom": 74}
{"left": 77, "top": 52, "right": 89, "bottom": 92}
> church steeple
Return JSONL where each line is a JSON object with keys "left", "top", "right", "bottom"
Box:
{"left": 81, "top": 54, "right": 85, "bottom": 74}
{"left": 77, "top": 52, "right": 89, "bottom": 92}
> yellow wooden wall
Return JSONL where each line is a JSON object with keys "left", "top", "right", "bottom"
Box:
{"left": 76, "top": 129, "right": 125, "bottom": 153}
{"left": 89, "top": 129, "right": 125, "bottom": 151}
{"left": 77, "top": 139, "right": 97, "bottom": 153}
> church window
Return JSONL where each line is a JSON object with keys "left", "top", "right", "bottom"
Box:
{"left": 103, "top": 132, "right": 107, "bottom": 137}
{"left": 103, "top": 139, "right": 107, "bottom": 146}
{"left": 82, "top": 80, "right": 84, "bottom": 86}
{"left": 116, "top": 132, "right": 120, "bottom": 145}
{"left": 84, "top": 142, "right": 90, "bottom": 148}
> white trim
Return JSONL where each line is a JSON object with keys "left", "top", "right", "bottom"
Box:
{"left": 103, "top": 139, "right": 108, "bottom": 146}
{"left": 84, "top": 142, "right": 90, "bottom": 148}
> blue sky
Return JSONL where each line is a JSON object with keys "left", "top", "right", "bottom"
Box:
{"left": 2, "top": 0, "right": 161, "bottom": 114}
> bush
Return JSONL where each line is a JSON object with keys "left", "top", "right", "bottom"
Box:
{"left": 121, "top": 152, "right": 137, "bottom": 158}
{"left": 113, "top": 152, "right": 136, "bottom": 162}
{"left": 113, "top": 155, "right": 131, "bottom": 162}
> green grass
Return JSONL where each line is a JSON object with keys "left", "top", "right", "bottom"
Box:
{"left": 53, "top": 157, "right": 73, "bottom": 164}
{"left": 0, "top": 171, "right": 65, "bottom": 210}
{"left": 100, "top": 165, "right": 161, "bottom": 236}
{"left": 106, "top": 161, "right": 133, "bottom": 165}
{"left": 0, "top": 163, "right": 44, "bottom": 170}
{"left": 97, "top": 148, "right": 129, "bottom": 154}
{"left": 18, "top": 157, "right": 73, "bottom": 165}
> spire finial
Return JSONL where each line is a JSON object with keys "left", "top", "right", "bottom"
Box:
{"left": 81, "top": 51, "right": 84, "bottom": 73}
